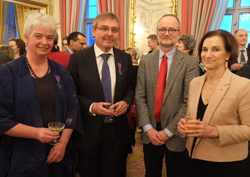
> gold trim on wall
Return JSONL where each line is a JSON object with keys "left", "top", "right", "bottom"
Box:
{"left": 170, "top": 0, "right": 178, "bottom": 16}
{"left": 129, "top": 0, "right": 136, "bottom": 48}
{"left": 1, "top": 0, "right": 51, "bottom": 14}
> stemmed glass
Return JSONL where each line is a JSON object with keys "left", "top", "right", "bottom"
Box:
{"left": 48, "top": 122, "right": 65, "bottom": 145}
{"left": 104, "top": 106, "right": 117, "bottom": 123}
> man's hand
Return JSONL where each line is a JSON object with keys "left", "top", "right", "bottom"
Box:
{"left": 231, "top": 63, "right": 243, "bottom": 71}
{"left": 112, "top": 101, "right": 128, "bottom": 116}
{"left": 92, "top": 102, "right": 113, "bottom": 116}
{"left": 158, "top": 130, "right": 170, "bottom": 142}
{"left": 146, "top": 129, "right": 165, "bottom": 146}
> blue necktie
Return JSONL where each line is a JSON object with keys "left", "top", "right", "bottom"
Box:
{"left": 101, "top": 53, "right": 112, "bottom": 122}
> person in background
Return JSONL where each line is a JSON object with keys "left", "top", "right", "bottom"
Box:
{"left": 48, "top": 33, "right": 71, "bottom": 68}
{"left": 68, "top": 12, "right": 134, "bottom": 177}
{"left": 147, "top": 34, "right": 159, "bottom": 54}
{"left": 0, "top": 13, "right": 83, "bottom": 177}
{"left": 231, "top": 29, "right": 248, "bottom": 72}
{"left": 61, "top": 36, "right": 68, "bottom": 51}
{"left": 64, "top": 32, "right": 86, "bottom": 54}
{"left": 8, "top": 38, "right": 26, "bottom": 59}
{"left": 135, "top": 14, "right": 199, "bottom": 177}
{"left": 0, "top": 45, "right": 15, "bottom": 60}
{"left": 175, "top": 34, "right": 196, "bottom": 56}
{"left": 0, "top": 50, "right": 11, "bottom": 68}
{"left": 178, "top": 30, "right": 250, "bottom": 177}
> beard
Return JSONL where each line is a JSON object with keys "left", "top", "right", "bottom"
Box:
{"left": 160, "top": 40, "right": 175, "bottom": 48}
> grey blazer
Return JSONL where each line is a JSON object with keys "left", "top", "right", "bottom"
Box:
{"left": 135, "top": 49, "right": 199, "bottom": 152}
{"left": 63, "top": 48, "right": 71, "bottom": 54}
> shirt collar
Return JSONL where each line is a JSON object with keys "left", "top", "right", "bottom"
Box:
{"left": 159, "top": 47, "right": 176, "bottom": 59}
{"left": 94, "top": 43, "right": 114, "bottom": 57}
{"left": 67, "top": 47, "right": 74, "bottom": 54}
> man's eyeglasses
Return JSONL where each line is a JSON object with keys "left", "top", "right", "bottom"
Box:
{"left": 96, "top": 27, "right": 119, "bottom": 33}
{"left": 157, "top": 28, "right": 180, "bottom": 35}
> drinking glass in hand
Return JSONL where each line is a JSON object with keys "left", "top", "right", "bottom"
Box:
{"left": 184, "top": 117, "right": 200, "bottom": 130}
{"left": 48, "top": 122, "right": 65, "bottom": 145}
{"left": 104, "top": 105, "right": 117, "bottom": 123}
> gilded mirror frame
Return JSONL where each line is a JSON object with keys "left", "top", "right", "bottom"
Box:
{"left": 128, "top": 0, "right": 178, "bottom": 48}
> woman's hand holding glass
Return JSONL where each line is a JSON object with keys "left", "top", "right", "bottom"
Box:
{"left": 35, "top": 127, "right": 60, "bottom": 143}
{"left": 178, "top": 118, "right": 219, "bottom": 138}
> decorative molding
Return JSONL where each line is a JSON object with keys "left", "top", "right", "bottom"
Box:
{"left": 129, "top": 0, "right": 136, "bottom": 48}
{"left": 170, "top": 0, "right": 178, "bottom": 16}
{"left": 1, "top": 0, "right": 52, "bottom": 14}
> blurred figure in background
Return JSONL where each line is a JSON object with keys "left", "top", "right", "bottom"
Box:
{"left": 61, "top": 36, "right": 68, "bottom": 51}
{"left": 147, "top": 34, "right": 159, "bottom": 54}
{"left": 0, "top": 45, "right": 15, "bottom": 60}
{"left": 8, "top": 38, "right": 26, "bottom": 59}
{"left": 175, "top": 34, "right": 196, "bottom": 56}
{"left": 0, "top": 50, "right": 11, "bottom": 68}
{"left": 64, "top": 32, "right": 86, "bottom": 54}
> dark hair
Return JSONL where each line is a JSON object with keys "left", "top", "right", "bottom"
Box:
{"left": 54, "top": 33, "right": 58, "bottom": 45}
{"left": 198, "top": 30, "right": 238, "bottom": 66}
{"left": 178, "top": 34, "right": 196, "bottom": 55}
{"left": 147, "top": 34, "right": 159, "bottom": 45}
{"left": 67, "top": 32, "right": 85, "bottom": 45}
{"left": 8, "top": 38, "right": 26, "bottom": 55}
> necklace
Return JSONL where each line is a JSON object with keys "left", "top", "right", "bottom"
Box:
{"left": 25, "top": 55, "right": 50, "bottom": 79}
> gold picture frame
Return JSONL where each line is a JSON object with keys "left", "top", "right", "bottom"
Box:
{"left": 1, "top": 0, "right": 51, "bottom": 14}
{"left": 128, "top": 0, "right": 178, "bottom": 48}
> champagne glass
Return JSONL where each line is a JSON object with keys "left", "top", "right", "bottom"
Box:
{"left": 104, "top": 105, "right": 116, "bottom": 123}
{"left": 48, "top": 122, "right": 65, "bottom": 145}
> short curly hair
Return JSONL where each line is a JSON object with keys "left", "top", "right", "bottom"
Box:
{"left": 8, "top": 38, "right": 26, "bottom": 56}
{"left": 178, "top": 34, "right": 196, "bottom": 55}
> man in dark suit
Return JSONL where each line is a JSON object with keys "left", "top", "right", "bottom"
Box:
{"left": 135, "top": 14, "right": 199, "bottom": 177}
{"left": 64, "top": 31, "right": 86, "bottom": 54}
{"left": 68, "top": 12, "right": 134, "bottom": 177}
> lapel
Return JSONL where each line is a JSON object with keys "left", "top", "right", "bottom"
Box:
{"left": 150, "top": 50, "right": 160, "bottom": 97}
{"left": 113, "top": 48, "right": 123, "bottom": 103}
{"left": 85, "top": 46, "right": 105, "bottom": 101}
{"left": 202, "top": 69, "right": 232, "bottom": 124}
{"left": 162, "top": 50, "right": 184, "bottom": 103}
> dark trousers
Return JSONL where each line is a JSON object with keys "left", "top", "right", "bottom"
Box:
{"left": 78, "top": 123, "right": 125, "bottom": 177}
{"left": 143, "top": 143, "right": 185, "bottom": 177}
{"left": 183, "top": 149, "right": 245, "bottom": 177}
{"left": 244, "top": 142, "right": 250, "bottom": 177}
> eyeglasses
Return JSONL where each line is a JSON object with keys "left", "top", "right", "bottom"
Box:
{"left": 96, "top": 27, "right": 119, "bottom": 33}
{"left": 157, "top": 28, "right": 180, "bottom": 35}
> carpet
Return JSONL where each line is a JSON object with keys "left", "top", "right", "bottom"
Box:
{"left": 126, "top": 134, "right": 167, "bottom": 177}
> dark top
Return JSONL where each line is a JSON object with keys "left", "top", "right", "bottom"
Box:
{"left": 132, "top": 65, "right": 138, "bottom": 88}
{"left": 191, "top": 95, "right": 208, "bottom": 155}
{"left": 33, "top": 72, "right": 55, "bottom": 127}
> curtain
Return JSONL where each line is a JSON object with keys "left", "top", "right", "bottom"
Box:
{"left": 181, "top": 0, "right": 217, "bottom": 57}
{"left": 59, "top": 0, "right": 82, "bottom": 38}
{"left": 15, "top": 4, "right": 36, "bottom": 40}
{"left": 2, "top": 2, "right": 9, "bottom": 45}
{"left": 97, "top": 0, "right": 127, "bottom": 50}
{"left": 208, "top": 0, "right": 229, "bottom": 31}
{"left": 0, "top": 1, "right": 3, "bottom": 44}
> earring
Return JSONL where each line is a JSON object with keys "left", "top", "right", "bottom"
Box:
{"left": 224, "top": 60, "right": 228, "bottom": 69}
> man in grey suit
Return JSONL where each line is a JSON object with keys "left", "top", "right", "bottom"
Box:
{"left": 135, "top": 14, "right": 199, "bottom": 177}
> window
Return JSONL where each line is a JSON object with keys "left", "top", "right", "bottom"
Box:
{"left": 220, "top": 0, "right": 250, "bottom": 46}
{"left": 84, "top": 0, "right": 97, "bottom": 46}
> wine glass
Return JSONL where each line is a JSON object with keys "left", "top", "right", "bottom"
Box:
{"left": 48, "top": 122, "right": 65, "bottom": 145}
{"left": 104, "top": 105, "right": 116, "bottom": 123}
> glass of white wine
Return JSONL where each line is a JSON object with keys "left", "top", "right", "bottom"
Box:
{"left": 104, "top": 106, "right": 116, "bottom": 123}
{"left": 48, "top": 122, "right": 65, "bottom": 145}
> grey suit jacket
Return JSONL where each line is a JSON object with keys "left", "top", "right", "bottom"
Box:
{"left": 63, "top": 48, "right": 71, "bottom": 54}
{"left": 135, "top": 49, "right": 199, "bottom": 152}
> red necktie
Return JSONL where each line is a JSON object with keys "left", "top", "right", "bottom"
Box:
{"left": 153, "top": 54, "right": 168, "bottom": 122}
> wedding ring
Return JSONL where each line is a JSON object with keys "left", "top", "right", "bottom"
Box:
{"left": 196, "top": 133, "right": 198, "bottom": 137}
